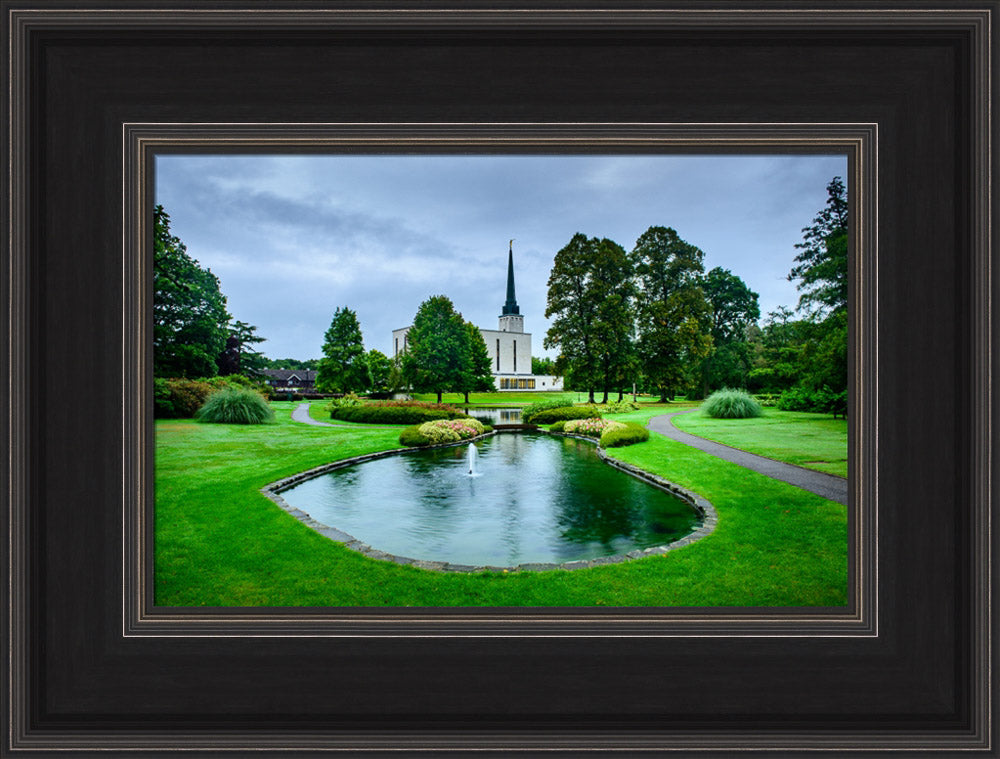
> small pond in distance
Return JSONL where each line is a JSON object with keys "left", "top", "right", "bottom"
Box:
{"left": 278, "top": 432, "right": 702, "bottom": 567}
{"left": 462, "top": 406, "right": 522, "bottom": 424}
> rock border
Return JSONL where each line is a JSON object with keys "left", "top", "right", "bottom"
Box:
{"left": 260, "top": 429, "right": 718, "bottom": 573}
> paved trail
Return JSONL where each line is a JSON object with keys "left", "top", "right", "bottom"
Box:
{"left": 647, "top": 409, "right": 848, "bottom": 505}
{"left": 291, "top": 402, "right": 336, "bottom": 426}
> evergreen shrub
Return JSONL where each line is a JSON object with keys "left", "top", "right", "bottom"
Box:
{"left": 777, "top": 386, "right": 847, "bottom": 417}
{"left": 523, "top": 405, "right": 601, "bottom": 424}
{"left": 195, "top": 388, "right": 275, "bottom": 424}
{"left": 584, "top": 400, "right": 640, "bottom": 414}
{"left": 549, "top": 421, "right": 567, "bottom": 432}
{"left": 521, "top": 400, "right": 574, "bottom": 423}
{"left": 599, "top": 422, "right": 650, "bottom": 448}
{"left": 154, "top": 377, "right": 216, "bottom": 418}
{"left": 702, "top": 388, "right": 763, "bottom": 419}
{"left": 332, "top": 401, "right": 466, "bottom": 425}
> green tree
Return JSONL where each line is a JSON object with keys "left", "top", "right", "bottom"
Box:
{"left": 789, "top": 176, "right": 848, "bottom": 317}
{"left": 544, "top": 234, "right": 634, "bottom": 403}
{"left": 264, "top": 358, "right": 319, "bottom": 370}
{"left": 218, "top": 320, "right": 268, "bottom": 376}
{"left": 456, "top": 321, "right": 496, "bottom": 403}
{"left": 153, "top": 205, "right": 230, "bottom": 378}
{"left": 631, "top": 226, "right": 713, "bottom": 402}
{"left": 748, "top": 307, "right": 808, "bottom": 393}
{"left": 401, "top": 295, "right": 468, "bottom": 403}
{"left": 315, "top": 307, "right": 370, "bottom": 393}
{"left": 531, "top": 356, "right": 556, "bottom": 375}
{"left": 698, "top": 267, "right": 760, "bottom": 395}
{"left": 365, "top": 349, "right": 393, "bottom": 393}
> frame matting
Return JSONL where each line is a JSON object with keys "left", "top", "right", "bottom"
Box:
{"left": 3, "top": 3, "right": 995, "bottom": 755}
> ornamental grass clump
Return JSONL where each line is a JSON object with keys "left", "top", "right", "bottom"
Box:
{"left": 563, "top": 417, "right": 625, "bottom": 439}
{"left": 195, "top": 388, "right": 275, "bottom": 425}
{"left": 702, "top": 388, "right": 763, "bottom": 419}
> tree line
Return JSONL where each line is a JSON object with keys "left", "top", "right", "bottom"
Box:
{"left": 544, "top": 176, "right": 847, "bottom": 411}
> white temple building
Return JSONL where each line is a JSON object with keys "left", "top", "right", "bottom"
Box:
{"left": 392, "top": 243, "right": 563, "bottom": 392}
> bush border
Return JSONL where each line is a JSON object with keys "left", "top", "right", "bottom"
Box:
{"left": 260, "top": 431, "right": 717, "bottom": 573}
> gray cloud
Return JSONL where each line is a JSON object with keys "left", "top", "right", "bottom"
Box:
{"left": 156, "top": 154, "right": 847, "bottom": 360}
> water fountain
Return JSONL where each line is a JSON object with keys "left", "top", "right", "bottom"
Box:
{"left": 467, "top": 443, "right": 479, "bottom": 476}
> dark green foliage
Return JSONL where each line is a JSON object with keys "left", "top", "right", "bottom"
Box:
{"left": 523, "top": 405, "right": 601, "bottom": 425}
{"left": 544, "top": 234, "right": 636, "bottom": 403}
{"left": 521, "top": 399, "right": 572, "bottom": 422}
{"left": 154, "top": 377, "right": 216, "bottom": 418}
{"left": 457, "top": 321, "right": 496, "bottom": 403}
{"left": 264, "top": 358, "right": 319, "bottom": 370}
{"left": 316, "top": 307, "right": 370, "bottom": 394}
{"left": 599, "top": 422, "right": 650, "bottom": 448}
{"left": 195, "top": 388, "right": 275, "bottom": 425}
{"left": 699, "top": 267, "right": 760, "bottom": 395}
{"left": 631, "top": 226, "right": 713, "bottom": 402}
{"left": 401, "top": 295, "right": 469, "bottom": 403}
{"left": 531, "top": 356, "right": 557, "bottom": 375}
{"left": 365, "top": 349, "right": 394, "bottom": 393}
{"left": 398, "top": 425, "right": 429, "bottom": 447}
{"left": 789, "top": 177, "right": 848, "bottom": 317}
{"left": 777, "top": 386, "right": 848, "bottom": 417}
{"left": 153, "top": 205, "right": 231, "bottom": 378}
{"left": 702, "top": 388, "right": 763, "bottom": 419}
{"left": 218, "top": 320, "right": 268, "bottom": 377}
{"left": 332, "top": 401, "right": 467, "bottom": 425}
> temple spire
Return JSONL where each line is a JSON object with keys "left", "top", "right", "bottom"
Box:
{"left": 502, "top": 239, "right": 520, "bottom": 315}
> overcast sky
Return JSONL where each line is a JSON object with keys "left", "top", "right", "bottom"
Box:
{"left": 155, "top": 153, "right": 847, "bottom": 361}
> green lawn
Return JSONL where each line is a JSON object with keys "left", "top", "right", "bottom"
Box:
{"left": 155, "top": 400, "right": 847, "bottom": 607}
{"left": 671, "top": 408, "right": 848, "bottom": 478}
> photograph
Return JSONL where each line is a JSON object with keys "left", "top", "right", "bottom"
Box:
{"left": 153, "top": 153, "right": 850, "bottom": 607}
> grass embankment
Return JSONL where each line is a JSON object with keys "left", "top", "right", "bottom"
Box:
{"left": 155, "top": 400, "right": 847, "bottom": 607}
{"left": 671, "top": 409, "right": 848, "bottom": 478}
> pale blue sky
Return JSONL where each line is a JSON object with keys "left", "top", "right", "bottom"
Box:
{"left": 155, "top": 154, "right": 847, "bottom": 360}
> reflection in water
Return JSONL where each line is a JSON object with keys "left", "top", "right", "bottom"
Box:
{"left": 280, "top": 433, "right": 701, "bottom": 566}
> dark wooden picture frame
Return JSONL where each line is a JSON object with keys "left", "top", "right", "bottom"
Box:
{"left": 3, "top": 3, "right": 994, "bottom": 755}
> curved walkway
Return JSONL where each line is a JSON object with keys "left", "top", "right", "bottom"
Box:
{"left": 291, "top": 402, "right": 335, "bottom": 426}
{"left": 647, "top": 409, "right": 848, "bottom": 505}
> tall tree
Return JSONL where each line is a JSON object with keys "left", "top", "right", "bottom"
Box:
{"left": 456, "top": 321, "right": 496, "bottom": 404}
{"left": 365, "top": 349, "right": 393, "bottom": 394}
{"left": 631, "top": 226, "right": 713, "bottom": 402}
{"left": 401, "top": 295, "right": 468, "bottom": 403}
{"left": 698, "top": 267, "right": 760, "bottom": 395}
{"left": 315, "top": 307, "right": 370, "bottom": 393}
{"left": 544, "top": 234, "right": 634, "bottom": 403}
{"left": 217, "top": 320, "right": 268, "bottom": 376}
{"left": 789, "top": 176, "right": 849, "bottom": 317}
{"left": 153, "top": 205, "right": 230, "bottom": 378}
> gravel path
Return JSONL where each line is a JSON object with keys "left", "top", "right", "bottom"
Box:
{"left": 646, "top": 409, "right": 848, "bottom": 505}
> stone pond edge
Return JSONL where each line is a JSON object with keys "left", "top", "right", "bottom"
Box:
{"left": 260, "top": 430, "right": 718, "bottom": 573}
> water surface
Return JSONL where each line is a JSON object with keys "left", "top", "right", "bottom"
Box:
{"left": 279, "top": 433, "right": 701, "bottom": 567}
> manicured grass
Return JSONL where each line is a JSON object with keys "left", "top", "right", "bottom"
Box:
{"left": 155, "top": 401, "right": 847, "bottom": 607}
{"left": 671, "top": 408, "right": 848, "bottom": 478}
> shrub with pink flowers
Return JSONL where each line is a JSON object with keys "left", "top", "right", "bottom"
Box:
{"left": 413, "top": 418, "right": 486, "bottom": 445}
{"left": 562, "top": 417, "right": 626, "bottom": 438}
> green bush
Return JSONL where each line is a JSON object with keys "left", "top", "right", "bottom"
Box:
{"left": 702, "top": 388, "right": 763, "bottom": 419}
{"left": 777, "top": 386, "right": 847, "bottom": 417}
{"left": 599, "top": 421, "right": 650, "bottom": 448}
{"left": 754, "top": 392, "right": 781, "bottom": 408}
{"left": 549, "top": 421, "right": 567, "bottom": 432}
{"left": 332, "top": 401, "right": 466, "bottom": 425}
{"left": 399, "top": 425, "right": 429, "bottom": 447}
{"left": 154, "top": 377, "right": 216, "bottom": 418}
{"left": 523, "top": 405, "right": 601, "bottom": 424}
{"left": 195, "top": 388, "right": 275, "bottom": 424}
{"left": 586, "top": 399, "right": 640, "bottom": 414}
{"left": 521, "top": 400, "right": 576, "bottom": 423}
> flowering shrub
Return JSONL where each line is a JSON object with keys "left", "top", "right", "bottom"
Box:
{"left": 401, "top": 418, "right": 487, "bottom": 446}
{"left": 563, "top": 417, "right": 626, "bottom": 438}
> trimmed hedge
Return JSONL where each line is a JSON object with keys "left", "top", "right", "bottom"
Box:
{"left": 702, "top": 388, "right": 763, "bottom": 419}
{"left": 599, "top": 421, "right": 650, "bottom": 448}
{"left": 521, "top": 399, "right": 573, "bottom": 423}
{"left": 195, "top": 388, "right": 275, "bottom": 424}
{"left": 332, "top": 401, "right": 467, "bottom": 425}
{"left": 523, "top": 405, "right": 601, "bottom": 425}
{"left": 549, "top": 421, "right": 567, "bottom": 432}
{"left": 777, "top": 386, "right": 848, "bottom": 417}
